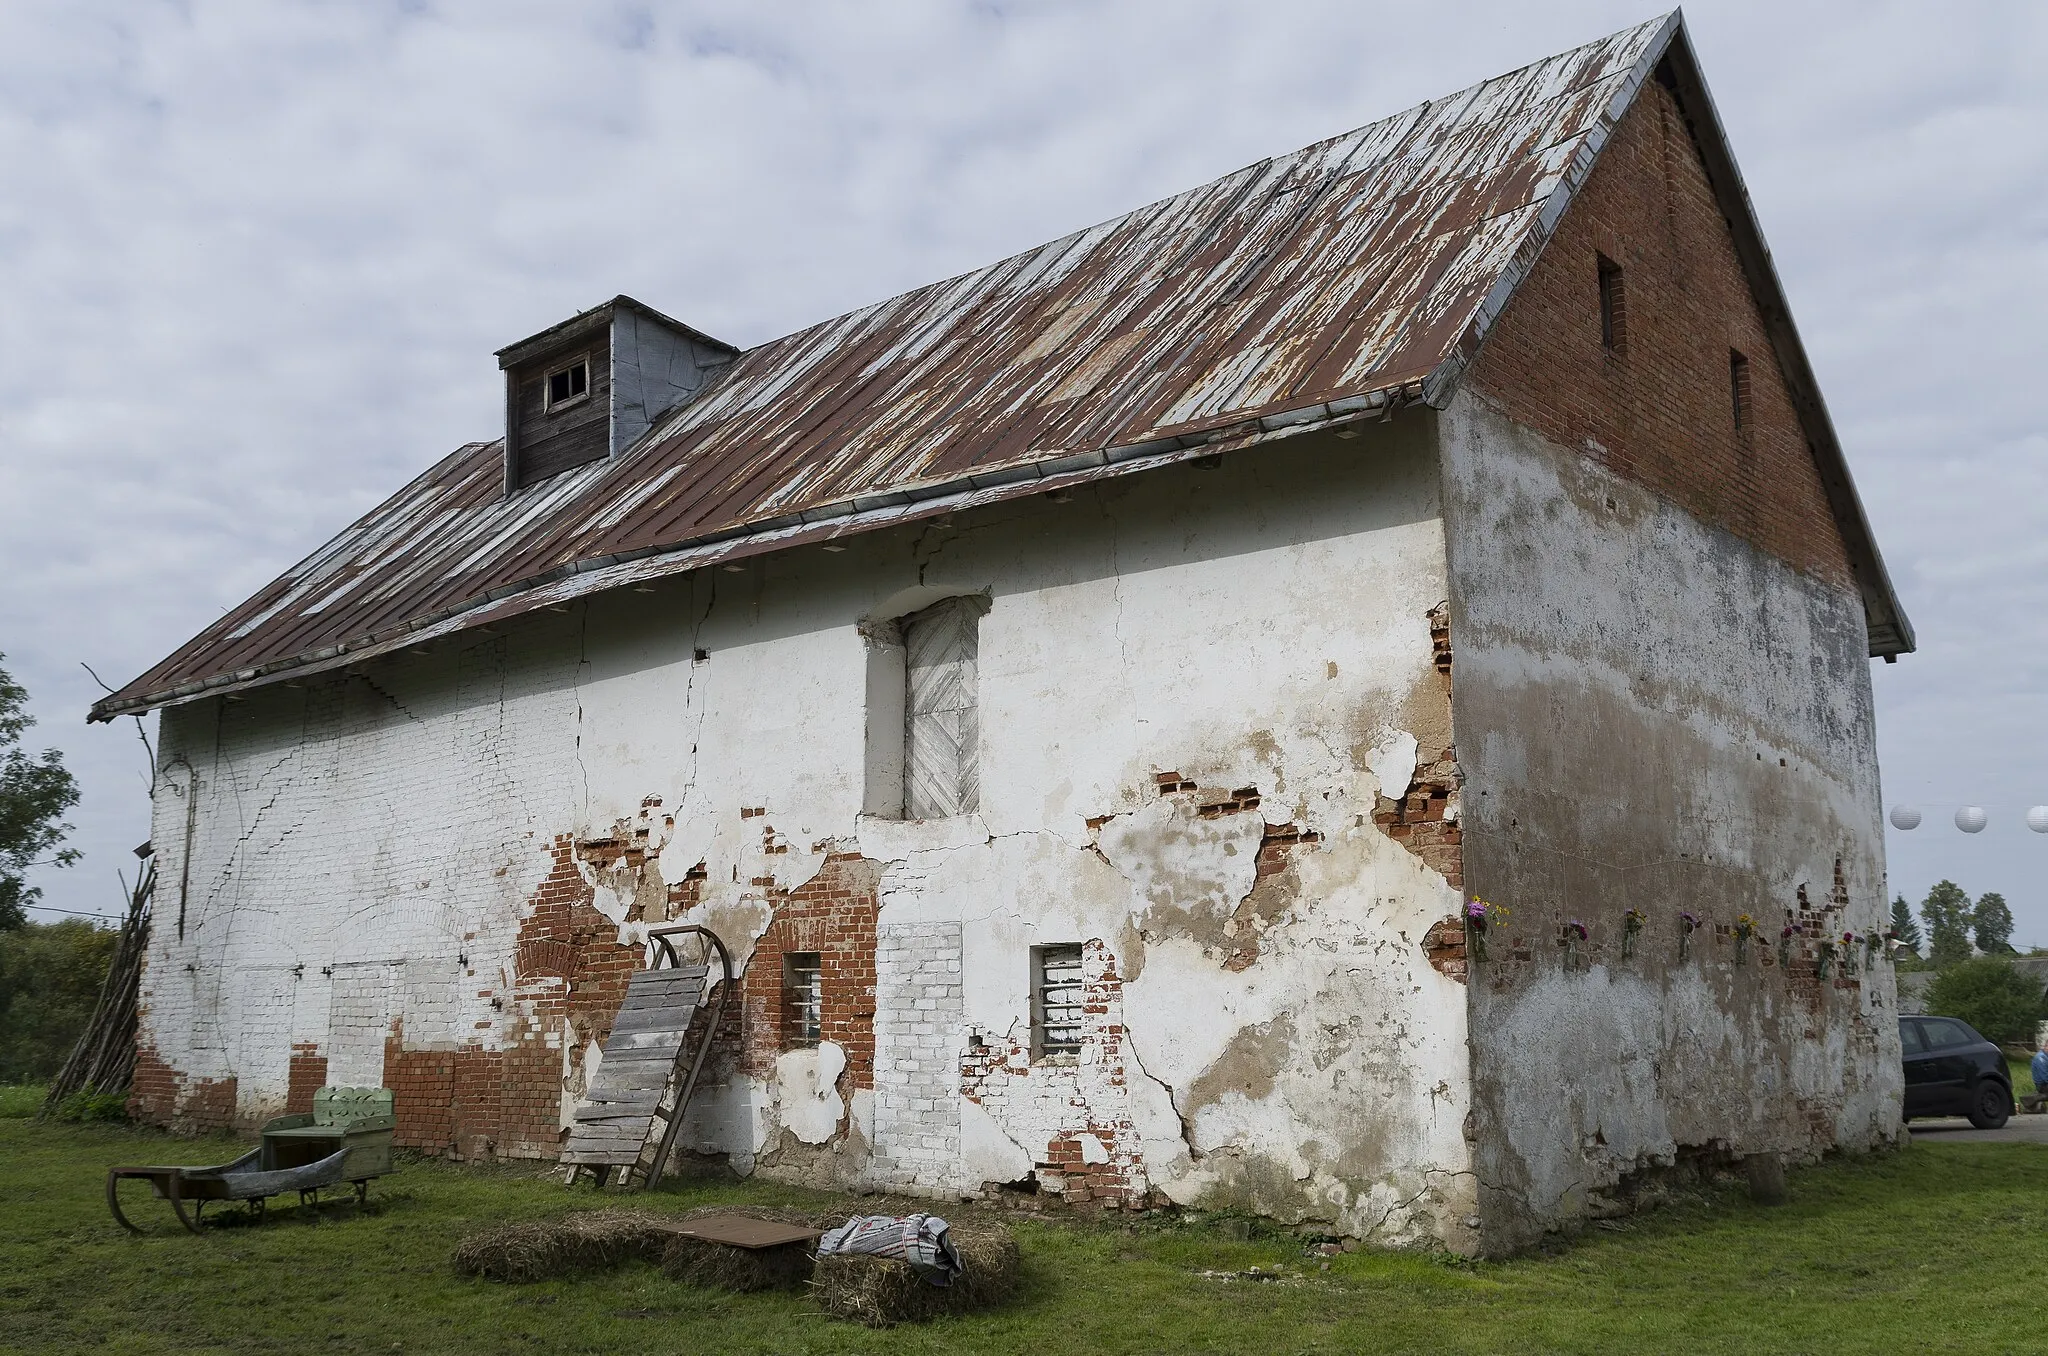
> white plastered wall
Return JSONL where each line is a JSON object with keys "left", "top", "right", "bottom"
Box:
{"left": 1438, "top": 391, "right": 1900, "bottom": 1253}
{"left": 142, "top": 413, "right": 1475, "bottom": 1246}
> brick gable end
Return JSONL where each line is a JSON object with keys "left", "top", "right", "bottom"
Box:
{"left": 1468, "top": 77, "right": 1853, "bottom": 589}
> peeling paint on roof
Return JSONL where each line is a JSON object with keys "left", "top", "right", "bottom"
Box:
{"left": 93, "top": 12, "right": 1902, "bottom": 721}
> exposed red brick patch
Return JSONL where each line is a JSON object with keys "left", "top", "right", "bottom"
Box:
{"left": 1422, "top": 916, "right": 1469, "bottom": 983}
{"left": 1222, "top": 821, "right": 1325, "bottom": 972}
{"left": 1153, "top": 774, "right": 1261, "bottom": 818}
{"left": 736, "top": 853, "right": 881, "bottom": 1091}
{"left": 1374, "top": 747, "right": 1463, "bottom": 890}
{"left": 127, "top": 1042, "right": 237, "bottom": 1132}
{"left": 381, "top": 831, "right": 645, "bottom": 1160}
{"left": 665, "top": 860, "right": 708, "bottom": 913}
{"left": 961, "top": 940, "right": 1146, "bottom": 1209}
{"left": 1428, "top": 602, "right": 1453, "bottom": 677}
{"left": 286, "top": 1043, "right": 328, "bottom": 1114}
{"left": 127, "top": 1043, "right": 179, "bottom": 1126}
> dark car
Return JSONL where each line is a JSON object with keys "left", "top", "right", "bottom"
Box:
{"left": 1900, "top": 1015, "right": 2012, "bottom": 1129}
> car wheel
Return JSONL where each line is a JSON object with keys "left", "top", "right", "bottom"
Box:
{"left": 1967, "top": 1079, "right": 2012, "bottom": 1131}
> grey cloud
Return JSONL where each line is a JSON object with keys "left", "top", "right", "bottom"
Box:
{"left": 4, "top": 0, "right": 2045, "bottom": 936}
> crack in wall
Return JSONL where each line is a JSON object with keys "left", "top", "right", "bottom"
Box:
{"left": 1095, "top": 490, "right": 1139, "bottom": 698}
{"left": 354, "top": 672, "right": 426, "bottom": 725}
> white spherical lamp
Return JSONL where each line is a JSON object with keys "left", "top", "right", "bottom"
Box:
{"left": 1955, "top": 806, "right": 1988, "bottom": 834}
{"left": 2028, "top": 806, "right": 2048, "bottom": 834}
{"left": 1888, "top": 805, "right": 1922, "bottom": 831}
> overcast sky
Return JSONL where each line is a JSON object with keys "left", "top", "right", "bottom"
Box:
{"left": 3, "top": 1, "right": 2043, "bottom": 940}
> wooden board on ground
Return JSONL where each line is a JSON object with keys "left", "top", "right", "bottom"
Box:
{"left": 660, "top": 1214, "right": 822, "bottom": 1250}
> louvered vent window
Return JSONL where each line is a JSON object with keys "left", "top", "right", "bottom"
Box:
{"left": 783, "top": 952, "right": 822, "bottom": 1048}
{"left": 902, "top": 597, "right": 981, "bottom": 819}
{"left": 1033, "top": 944, "right": 1085, "bottom": 1061}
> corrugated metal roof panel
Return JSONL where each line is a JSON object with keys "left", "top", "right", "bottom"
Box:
{"left": 110, "top": 12, "right": 1892, "bottom": 720}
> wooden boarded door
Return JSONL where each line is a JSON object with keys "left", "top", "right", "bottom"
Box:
{"left": 902, "top": 597, "right": 980, "bottom": 820}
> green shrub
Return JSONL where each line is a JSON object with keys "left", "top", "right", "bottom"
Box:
{"left": 0, "top": 919, "right": 117, "bottom": 1083}
{"left": 49, "top": 1087, "right": 128, "bottom": 1123}
{"left": 0, "top": 1084, "right": 44, "bottom": 1119}
{"left": 1925, "top": 956, "right": 2048, "bottom": 1048}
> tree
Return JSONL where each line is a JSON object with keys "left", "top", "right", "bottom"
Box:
{"left": 1889, "top": 895, "right": 1923, "bottom": 956}
{"left": 1973, "top": 892, "right": 2016, "bottom": 955}
{"left": 0, "top": 919, "right": 117, "bottom": 1081}
{"left": 0, "top": 656, "right": 80, "bottom": 929}
{"left": 1924, "top": 956, "right": 2048, "bottom": 1049}
{"left": 1921, "top": 880, "right": 1974, "bottom": 969}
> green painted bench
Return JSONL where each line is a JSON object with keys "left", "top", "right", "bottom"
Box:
{"left": 259, "top": 1086, "right": 396, "bottom": 1180}
{"left": 107, "top": 1087, "right": 396, "bottom": 1233}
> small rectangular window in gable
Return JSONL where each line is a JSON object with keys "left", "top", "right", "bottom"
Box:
{"left": 546, "top": 357, "right": 590, "bottom": 410}
{"left": 1729, "top": 349, "right": 1752, "bottom": 432}
{"left": 1597, "top": 253, "right": 1626, "bottom": 357}
{"left": 903, "top": 596, "right": 982, "bottom": 819}
{"left": 1032, "top": 944, "right": 1085, "bottom": 1062}
{"left": 782, "top": 951, "right": 822, "bottom": 1048}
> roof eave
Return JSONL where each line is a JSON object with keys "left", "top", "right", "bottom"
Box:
{"left": 87, "top": 383, "right": 1428, "bottom": 722}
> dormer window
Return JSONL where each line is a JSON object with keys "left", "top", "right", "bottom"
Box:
{"left": 546, "top": 358, "right": 589, "bottom": 410}
{"left": 496, "top": 296, "right": 739, "bottom": 493}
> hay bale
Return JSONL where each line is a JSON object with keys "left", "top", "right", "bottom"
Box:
{"left": 454, "top": 1204, "right": 835, "bottom": 1290}
{"left": 451, "top": 1208, "right": 679, "bottom": 1284}
{"left": 811, "top": 1219, "right": 1020, "bottom": 1327}
{"left": 659, "top": 1206, "right": 831, "bottom": 1293}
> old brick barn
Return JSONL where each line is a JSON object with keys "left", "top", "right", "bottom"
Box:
{"left": 95, "top": 13, "right": 1913, "bottom": 1254}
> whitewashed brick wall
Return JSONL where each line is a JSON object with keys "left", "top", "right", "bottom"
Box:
{"left": 870, "top": 921, "right": 964, "bottom": 1195}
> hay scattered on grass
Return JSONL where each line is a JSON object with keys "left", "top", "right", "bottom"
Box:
{"left": 454, "top": 1204, "right": 836, "bottom": 1290}
{"left": 453, "top": 1208, "right": 678, "bottom": 1284}
{"left": 811, "top": 1219, "right": 1020, "bottom": 1327}
{"left": 659, "top": 1206, "right": 830, "bottom": 1293}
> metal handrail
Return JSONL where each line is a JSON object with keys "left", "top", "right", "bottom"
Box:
{"left": 639, "top": 924, "right": 734, "bottom": 1189}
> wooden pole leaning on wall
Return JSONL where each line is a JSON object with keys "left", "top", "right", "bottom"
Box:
{"left": 41, "top": 859, "right": 154, "bottom": 1118}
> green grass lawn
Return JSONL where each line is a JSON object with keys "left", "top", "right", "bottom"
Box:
{"left": 2, "top": 1116, "right": 2043, "bottom": 1355}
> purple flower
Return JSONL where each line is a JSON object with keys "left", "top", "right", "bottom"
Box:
{"left": 1565, "top": 919, "right": 1588, "bottom": 942}
{"left": 1678, "top": 911, "right": 1699, "bottom": 932}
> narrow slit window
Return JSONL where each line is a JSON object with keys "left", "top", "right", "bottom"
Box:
{"left": 1597, "top": 254, "right": 1626, "bottom": 356}
{"left": 1032, "top": 944, "right": 1085, "bottom": 1061}
{"left": 1729, "top": 349, "right": 1752, "bottom": 432}
{"left": 546, "top": 358, "right": 589, "bottom": 409}
{"left": 783, "top": 952, "right": 822, "bottom": 1048}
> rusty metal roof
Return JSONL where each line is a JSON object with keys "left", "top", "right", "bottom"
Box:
{"left": 92, "top": 12, "right": 1908, "bottom": 721}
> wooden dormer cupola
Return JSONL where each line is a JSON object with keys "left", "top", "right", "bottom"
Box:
{"left": 495, "top": 295, "right": 737, "bottom": 492}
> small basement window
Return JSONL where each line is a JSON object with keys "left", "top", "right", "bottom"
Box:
{"left": 1729, "top": 349, "right": 1752, "bottom": 432}
{"left": 1032, "top": 944, "right": 1085, "bottom": 1062}
{"left": 546, "top": 357, "right": 590, "bottom": 410}
{"left": 1597, "top": 254, "right": 1626, "bottom": 356}
{"left": 783, "top": 952, "right": 822, "bottom": 1048}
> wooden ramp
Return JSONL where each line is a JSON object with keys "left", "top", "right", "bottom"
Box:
{"left": 561, "top": 925, "right": 731, "bottom": 1190}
